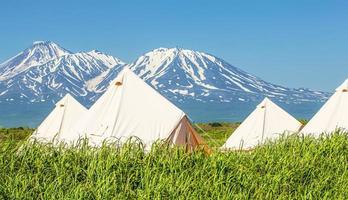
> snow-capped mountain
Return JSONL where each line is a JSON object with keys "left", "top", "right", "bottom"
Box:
{"left": 0, "top": 43, "right": 328, "bottom": 105}
{"left": 0, "top": 41, "right": 71, "bottom": 81}
{"left": 0, "top": 41, "right": 125, "bottom": 104}
{"left": 0, "top": 43, "right": 331, "bottom": 126}
{"left": 123, "top": 47, "right": 328, "bottom": 103}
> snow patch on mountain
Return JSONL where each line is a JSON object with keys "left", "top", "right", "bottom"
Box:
{"left": 0, "top": 42, "right": 125, "bottom": 104}
{"left": 0, "top": 41, "right": 71, "bottom": 80}
{"left": 0, "top": 43, "right": 329, "bottom": 107}
{"left": 122, "top": 47, "right": 328, "bottom": 103}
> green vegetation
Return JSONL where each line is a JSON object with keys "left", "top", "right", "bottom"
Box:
{"left": 0, "top": 125, "right": 347, "bottom": 199}
{"left": 0, "top": 127, "right": 33, "bottom": 141}
{"left": 195, "top": 122, "right": 238, "bottom": 147}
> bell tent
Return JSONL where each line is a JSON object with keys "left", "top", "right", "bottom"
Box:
{"left": 30, "top": 94, "right": 87, "bottom": 143}
{"left": 222, "top": 98, "right": 302, "bottom": 150}
{"left": 301, "top": 79, "right": 348, "bottom": 136}
{"left": 65, "top": 67, "right": 209, "bottom": 152}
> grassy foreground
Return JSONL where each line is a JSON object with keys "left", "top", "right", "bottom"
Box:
{"left": 0, "top": 125, "right": 347, "bottom": 199}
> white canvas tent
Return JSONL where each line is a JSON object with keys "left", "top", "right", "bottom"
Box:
{"left": 62, "top": 68, "right": 209, "bottom": 152}
{"left": 301, "top": 79, "right": 348, "bottom": 136}
{"left": 222, "top": 98, "right": 302, "bottom": 150}
{"left": 30, "top": 94, "right": 87, "bottom": 143}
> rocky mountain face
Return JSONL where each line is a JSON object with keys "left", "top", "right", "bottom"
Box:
{"left": 0, "top": 42, "right": 330, "bottom": 126}
{"left": 0, "top": 42, "right": 125, "bottom": 104}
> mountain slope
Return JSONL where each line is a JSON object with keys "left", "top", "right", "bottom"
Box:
{"left": 0, "top": 42, "right": 125, "bottom": 104}
{"left": 0, "top": 41, "right": 71, "bottom": 80}
{"left": 117, "top": 47, "right": 328, "bottom": 103}
{"left": 0, "top": 44, "right": 330, "bottom": 105}
{"left": 0, "top": 44, "right": 331, "bottom": 126}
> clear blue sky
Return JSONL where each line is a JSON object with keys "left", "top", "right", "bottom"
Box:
{"left": 0, "top": 0, "right": 347, "bottom": 91}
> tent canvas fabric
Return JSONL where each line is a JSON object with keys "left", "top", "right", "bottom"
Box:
{"left": 64, "top": 67, "right": 209, "bottom": 152}
{"left": 167, "top": 116, "right": 210, "bottom": 152}
{"left": 301, "top": 79, "right": 348, "bottom": 136}
{"left": 222, "top": 98, "right": 302, "bottom": 150}
{"left": 30, "top": 94, "right": 87, "bottom": 143}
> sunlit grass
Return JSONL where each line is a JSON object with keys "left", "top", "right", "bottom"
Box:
{"left": 0, "top": 125, "right": 347, "bottom": 199}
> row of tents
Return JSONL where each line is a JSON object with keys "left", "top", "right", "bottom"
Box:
{"left": 30, "top": 67, "right": 348, "bottom": 151}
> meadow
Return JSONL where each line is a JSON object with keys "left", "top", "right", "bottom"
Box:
{"left": 0, "top": 124, "right": 347, "bottom": 199}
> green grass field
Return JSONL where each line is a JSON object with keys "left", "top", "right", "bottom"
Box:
{"left": 0, "top": 124, "right": 347, "bottom": 199}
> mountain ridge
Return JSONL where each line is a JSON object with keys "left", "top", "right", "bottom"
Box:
{"left": 0, "top": 42, "right": 330, "bottom": 105}
{"left": 0, "top": 41, "right": 125, "bottom": 104}
{"left": 125, "top": 47, "right": 329, "bottom": 104}
{"left": 0, "top": 41, "right": 71, "bottom": 81}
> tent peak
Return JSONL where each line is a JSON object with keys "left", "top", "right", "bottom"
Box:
{"left": 120, "top": 66, "right": 132, "bottom": 73}
{"left": 54, "top": 93, "right": 84, "bottom": 108}
{"left": 258, "top": 97, "right": 272, "bottom": 108}
{"left": 109, "top": 67, "right": 132, "bottom": 87}
{"left": 336, "top": 79, "right": 348, "bottom": 92}
{"left": 30, "top": 93, "right": 88, "bottom": 144}
{"left": 63, "top": 93, "right": 73, "bottom": 98}
{"left": 65, "top": 64, "right": 206, "bottom": 151}
{"left": 55, "top": 93, "right": 74, "bottom": 106}
{"left": 222, "top": 95, "right": 301, "bottom": 150}
{"left": 302, "top": 78, "right": 348, "bottom": 136}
